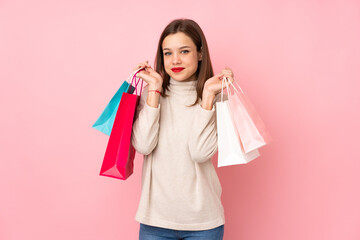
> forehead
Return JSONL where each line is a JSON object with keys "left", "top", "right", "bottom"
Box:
{"left": 162, "top": 32, "right": 196, "bottom": 50}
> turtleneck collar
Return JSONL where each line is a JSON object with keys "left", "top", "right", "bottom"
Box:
{"left": 168, "top": 77, "right": 197, "bottom": 95}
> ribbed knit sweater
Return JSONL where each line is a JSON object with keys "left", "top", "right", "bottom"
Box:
{"left": 131, "top": 77, "right": 225, "bottom": 231}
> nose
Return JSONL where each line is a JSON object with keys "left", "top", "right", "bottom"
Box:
{"left": 172, "top": 53, "right": 181, "bottom": 65}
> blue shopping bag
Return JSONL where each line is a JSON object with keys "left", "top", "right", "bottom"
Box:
{"left": 92, "top": 81, "right": 136, "bottom": 136}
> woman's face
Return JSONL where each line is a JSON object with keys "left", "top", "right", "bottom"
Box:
{"left": 162, "top": 32, "right": 202, "bottom": 82}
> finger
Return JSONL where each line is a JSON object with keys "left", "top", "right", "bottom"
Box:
{"left": 219, "top": 74, "right": 227, "bottom": 81}
{"left": 134, "top": 61, "right": 151, "bottom": 70}
{"left": 140, "top": 63, "right": 149, "bottom": 69}
{"left": 223, "top": 66, "right": 233, "bottom": 71}
{"left": 144, "top": 65, "right": 152, "bottom": 71}
{"left": 224, "top": 69, "right": 233, "bottom": 74}
{"left": 144, "top": 60, "right": 151, "bottom": 67}
{"left": 133, "top": 64, "right": 144, "bottom": 71}
{"left": 224, "top": 75, "right": 234, "bottom": 83}
{"left": 222, "top": 72, "right": 234, "bottom": 80}
{"left": 135, "top": 71, "right": 143, "bottom": 79}
{"left": 146, "top": 67, "right": 155, "bottom": 72}
{"left": 213, "top": 73, "right": 222, "bottom": 79}
{"left": 136, "top": 70, "right": 149, "bottom": 78}
{"left": 220, "top": 71, "right": 230, "bottom": 77}
{"left": 222, "top": 73, "right": 232, "bottom": 78}
{"left": 218, "top": 74, "right": 225, "bottom": 80}
{"left": 144, "top": 61, "right": 151, "bottom": 68}
{"left": 220, "top": 73, "right": 230, "bottom": 80}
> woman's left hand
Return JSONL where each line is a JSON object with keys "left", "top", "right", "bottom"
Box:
{"left": 203, "top": 66, "right": 235, "bottom": 96}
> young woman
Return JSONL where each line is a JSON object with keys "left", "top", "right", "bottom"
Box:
{"left": 131, "top": 18, "right": 234, "bottom": 240}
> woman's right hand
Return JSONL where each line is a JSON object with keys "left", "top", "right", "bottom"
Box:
{"left": 133, "top": 61, "right": 163, "bottom": 91}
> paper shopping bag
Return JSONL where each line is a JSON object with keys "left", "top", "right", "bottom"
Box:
{"left": 92, "top": 81, "right": 135, "bottom": 136}
{"left": 226, "top": 79, "right": 273, "bottom": 153}
{"left": 99, "top": 70, "right": 144, "bottom": 180}
{"left": 216, "top": 79, "right": 260, "bottom": 167}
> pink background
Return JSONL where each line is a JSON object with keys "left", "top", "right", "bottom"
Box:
{"left": 1, "top": 0, "right": 359, "bottom": 239}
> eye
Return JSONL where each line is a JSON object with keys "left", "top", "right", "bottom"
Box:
{"left": 163, "top": 50, "right": 188, "bottom": 56}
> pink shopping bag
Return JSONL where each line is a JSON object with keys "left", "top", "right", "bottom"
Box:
{"left": 99, "top": 70, "right": 144, "bottom": 180}
{"left": 225, "top": 78, "right": 273, "bottom": 153}
{"left": 216, "top": 79, "right": 260, "bottom": 167}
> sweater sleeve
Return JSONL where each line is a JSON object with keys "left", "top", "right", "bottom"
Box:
{"left": 188, "top": 93, "right": 225, "bottom": 163}
{"left": 131, "top": 85, "right": 160, "bottom": 155}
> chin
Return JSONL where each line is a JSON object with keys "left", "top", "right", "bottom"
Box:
{"left": 168, "top": 73, "right": 196, "bottom": 82}
{"left": 171, "top": 76, "right": 185, "bottom": 81}
{"left": 167, "top": 73, "right": 183, "bottom": 81}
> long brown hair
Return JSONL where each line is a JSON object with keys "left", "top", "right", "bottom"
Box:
{"left": 154, "top": 18, "right": 214, "bottom": 106}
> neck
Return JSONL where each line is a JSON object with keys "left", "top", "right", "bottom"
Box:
{"left": 168, "top": 77, "right": 197, "bottom": 95}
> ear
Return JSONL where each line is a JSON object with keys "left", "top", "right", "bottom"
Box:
{"left": 198, "top": 46, "right": 203, "bottom": 61}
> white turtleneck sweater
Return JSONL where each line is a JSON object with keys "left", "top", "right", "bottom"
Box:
{"left": 131, "top": 77, "right": 225, "bottom": 231}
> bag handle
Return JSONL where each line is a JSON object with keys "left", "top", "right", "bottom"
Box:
{"left": 221, "top": 76, "right": 225, "bottom": 102}
{"left": 220, "top": 76, "right": 232, "bottom": 102}
{"left": 225, "top": 77, "right": 244, "bottom": 95}
{"left": 129, "top": 68, "right": 145, "bottom": 96}
{"left": 124, "top": 68, "right": 144, "bottom": 93}
{"left": 220, "top": 76, "right": 247, "bottom": 103}
{"left": 224, "top": 77, "right": 231, "bottom": 96}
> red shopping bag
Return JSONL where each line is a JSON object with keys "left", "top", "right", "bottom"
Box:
{"left": 99, "top": 70, "right": 144, "bottom": 180}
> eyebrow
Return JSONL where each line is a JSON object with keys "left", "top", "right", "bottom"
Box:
{"left": 163, "top": 46, "right": 191, "bottom": 51}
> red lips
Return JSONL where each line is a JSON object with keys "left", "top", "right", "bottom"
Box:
{"left": 171, "top": 67, "right": 184, "bottom": 72}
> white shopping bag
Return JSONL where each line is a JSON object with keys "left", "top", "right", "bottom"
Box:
{"left": 216, "top": 78, "right": 260, "bottom": 167}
